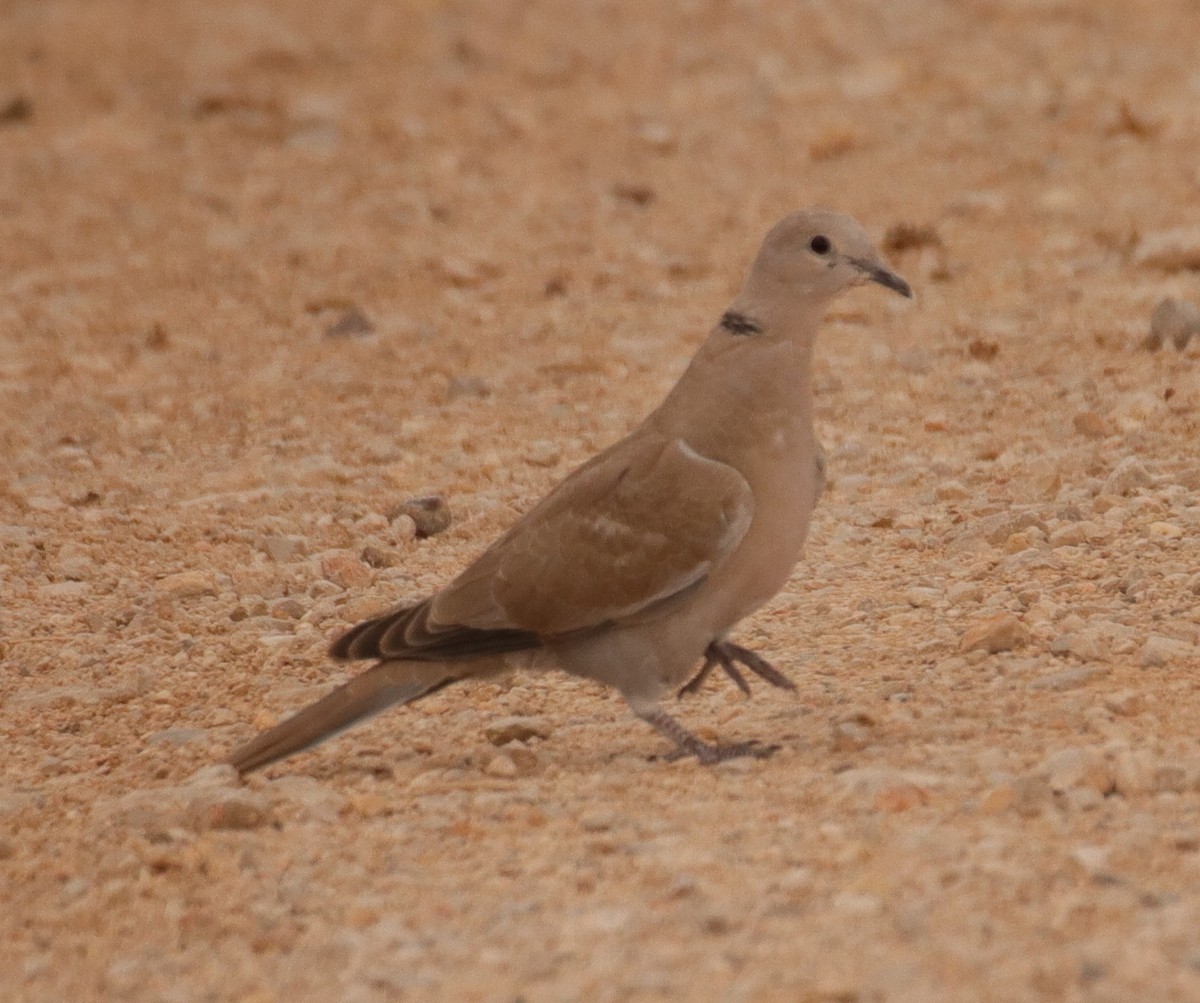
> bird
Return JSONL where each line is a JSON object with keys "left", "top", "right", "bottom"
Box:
{"left": 227, "top": 208, "right": 912, "bottom": 775}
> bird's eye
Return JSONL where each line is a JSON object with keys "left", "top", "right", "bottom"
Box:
{"left": 809, "top": 235, "right": 831, "bottom": 255}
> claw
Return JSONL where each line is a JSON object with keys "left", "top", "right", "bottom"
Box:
{"left": 679, "top": 640, "right": 794, "bottom": 696}
{"left": 639, "top": 707, "right": 780, "bottom": 765}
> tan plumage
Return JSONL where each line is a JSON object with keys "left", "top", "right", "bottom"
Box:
{"left": 228, "top": 209, "right": 911, "bottom": 774}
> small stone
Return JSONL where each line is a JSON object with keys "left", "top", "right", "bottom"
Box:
{"left": 1103, "top": 457, "right": 1152, "bottom": 496}
{"left": 447, "top": 375, "right": 492, "bottom": 400}
{"left": 1134, "top": 226, "right": 1200, "bottom": 272}
{"left": 904, "top": 586, "right": 941, "bottom": 607}
{"left": 1147, "top": 297, "right": 1200, "bottom": 350}
{"left": 1049, "top": 523, "right": 1090, "bottom": 547}
{"left": 1104, "top": 689, "right": 1144, "bottom": 716}
{"left": 979, "top": 784, "right": 1015, "bottom": 814}
{"left": 1153, "top": 764, "right": 1190, "bottom": 794}
{"left": 323, "top": 306, "right": 376, "bottom": 338}
{"left": 188, "top": 764, "right": 240, "bottom": 787}
{"left": 1008, "top": 774, "right": 1050, "bottom": 817}
{"left": 1112, "top": 748, "right": 1155, "bottom": 796}
{"left": 935, "top": 481, "right": 970, "bottom": 501}
{"left": 270, "top": 598, "right": 306, "bottom": 620}
{"left": 432, "top": 256, "right": 502, "bottom": 288}
{"left": 1028, "top": 666, "right": 1107, "bottom": 691}
{"left": 873, "top": 781, "right": 931, "bottom": 812}
{"left": 1069, "top": 845, "right": 1111, "bottom": 877}
{"left": 946, "top": 581, "right": 983, "bottom": 605}
{"left": 360, "top": 545, "right": 395, "bottom": 569}
{"left": 483, "top": 753, "right": 518, "bottom": 778}
{"left": 579, "top": 809, "right": 618, "bottom": 832}
{"left": 1140, "top": 634, "right": 1194, "bottom": 667}
{"left": 56, "top": 546, "right": 94, "bottom": 581}
{"left": 389, "top": 495, "right": 452, "bottom": 539}
{"left": 831, "top": 720, "right": 872, "bottom": 752}
{"left": 146, "top": 727, "right": 207, "bottom": 747}
{"left": 260, "top": 535, "right": 306, "bottom": 563}
{"left": 1043, "top": 747, "right": 1113, "bottom": 795}
{"left": 958, "top": 613, "right": 1031, "bottom": 653}
{"left": 38, "top": 581, "right": 91, "bottom": 599}
{"left": 523, "top": 440, "right": 561, "bottom": 467}
{"left": 484, "top": 716, "right": 552, "bottom": 746}
{"left": 980, "top": 510, "right": 1043, "bottom": 546}
{"left": 318, "top": 550, "right": 372, "bottom": 589}
{"left": 1049, "top": 627, "right": 1111, "bottom": 662}
{"left": 156, "top": 569, "right": 217, "bottom": 599}
{"left": 184, "top": 789, "right": 273, "bottom": 831}
{"left": 612, "top": 181, "right": 655, "bottom": 206}
{"left": 1146, "top": 521, "right": 1183, "bottom": 539}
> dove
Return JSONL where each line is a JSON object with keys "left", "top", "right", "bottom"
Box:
{"left": 228, "top": 208, "right": 911, "bottom": 774}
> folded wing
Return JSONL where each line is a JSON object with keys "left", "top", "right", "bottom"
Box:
{"left": 332, "top": 436, "right": 753, "bottom": 660}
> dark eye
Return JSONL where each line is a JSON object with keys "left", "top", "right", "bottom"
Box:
{"left": 809, "top": 235, "right": 831, "bottom": 255}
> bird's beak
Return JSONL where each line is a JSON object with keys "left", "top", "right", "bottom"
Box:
{"left": 848, "top": 257, "right": 913, "bottom": 299}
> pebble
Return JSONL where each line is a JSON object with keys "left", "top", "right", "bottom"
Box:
{"left": 38, "top": 581, "right": 91, "bottom": 599}
{"left": 1140, "top": 634, "right": 1194, "bottom": 668}
{"left": 156, "top": 569, "right": 218, "bottom": 599}
{"left": 1042, "top": 747, "right": 1113, "bottom": 795}
{"left": 1133, "top": 225, "right": 1200, "bottom": 271}
{"left": 1111, "top": 748, "right": 1156, "bottom": 796}
{"left": 146, "top": 727, "right": 208, "bottom": 746}
{"left": 946, "top": 581, "right": 984, "bottom": 605}
{"left": 958, "top": 613, "right": 1031, "bottom": 653}
{"left": 1049, "top": 627, "right": 1111, "bottom": 662}
{"left": 523, "top": 440, "right": 562, "bottom": 467}
{"left": 323, "top": 307, "right": 375, "bottom": 338}
{"left": 1145, "top": 521, "right": 1183, "bottom": 539}
{"left": 184, "top": 788, "right": 274, "bottom": 832}
{"left": 447, "top": 375, "right": 492, "bottom": 400}
{"left": 1145, "top": 297, "right": 1200, "bottom": 350}
{"left": 1103, "top": 690, "right": 1144, "bottom": 716}
{"left": 56, "top": 545, "right": 95, "bottom": 580}
{"left": 1028, "top": 666, "right": 1107, "bottom": 691}
{"left": 483, "top": 753, "right": 518, "bottom": 778}
{"left": 259, "top": 535, "right": 306, "bottom": 562}
{"left": 271, "top": 598, "right": 306, "bottom": 620}
{"left": 484, "top": 716, "right": 553, "bottom": 746}
{"left": 934, "top": 480, "right": 969, "bottom": 501}
{"left": 389, "top": 495, "right": 452, "bottom": 539}
{"left": 1048, "top": 522, "right": 1091, "bottom": 547}
{"left": 831, "top": 720, "right": 872, "bottom": 752}
{"left": 318, "top": 549, "right": 372, "bottom": 589}
{"left": 1103, "top": 457, "right": 1152, "bottom": 497}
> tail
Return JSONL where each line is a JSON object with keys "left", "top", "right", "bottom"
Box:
{"left": 227, "top": 661, "right": 456, "bottom": 775}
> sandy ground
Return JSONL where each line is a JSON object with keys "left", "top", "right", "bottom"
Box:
{"left": 5, "top": 0, "right": 1200, "bottom": 1000}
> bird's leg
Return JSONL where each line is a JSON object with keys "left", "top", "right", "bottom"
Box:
{"left": 678, "top": 640, "right": 795, "bottom": 696}
{"left": 636, "top": 707, "right": 778, "bottom": 765}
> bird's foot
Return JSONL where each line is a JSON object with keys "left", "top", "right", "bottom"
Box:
{"left": 639, "top": 708, "right": 779, "bottom": 766}
{"left": 679, "top": 639, "right": 795, "bottom": 697}
{"left": 662, "top": 738, "right": 780, "bottom": 765}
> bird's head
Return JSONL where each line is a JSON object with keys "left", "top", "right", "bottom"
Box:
{"left": 738, "top": 208, "right": 912, "bottom": 316}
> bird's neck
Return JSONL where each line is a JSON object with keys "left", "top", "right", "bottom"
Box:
{"left": 649, "top": 305, "right": 823, "bottom": 465}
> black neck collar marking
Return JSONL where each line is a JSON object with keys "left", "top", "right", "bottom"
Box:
{"left": 719, "top": 311, "right": 763, "bottom": 336}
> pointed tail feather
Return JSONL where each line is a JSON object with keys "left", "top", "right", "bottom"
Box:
{"left": 228, "top": 662, "right": 456, "bottom": 774}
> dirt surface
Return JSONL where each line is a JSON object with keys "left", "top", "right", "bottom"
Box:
{"left": 5, "top": 1, "right": 1200, "bottom": 1000}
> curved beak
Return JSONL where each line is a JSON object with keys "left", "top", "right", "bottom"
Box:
{"left": 849, "top": 257, "right": 913, "bottom": 299}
